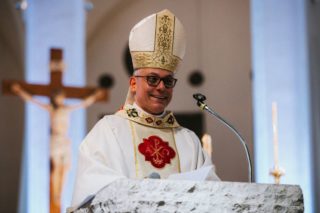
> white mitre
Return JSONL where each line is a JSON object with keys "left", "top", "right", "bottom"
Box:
{"left": 126, "top": 9, "right": 186, "bottom": 105}
{"left": 129, "top": 9, "right": 186, "bottom": 72}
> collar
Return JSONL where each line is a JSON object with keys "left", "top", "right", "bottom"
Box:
{"left": 132, "top": 102, "right": 167, "bottom": 118}
{"left": 116, "top": 104, "right": 180, "bottom": 129}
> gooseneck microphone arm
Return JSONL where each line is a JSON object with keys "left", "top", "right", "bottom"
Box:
{"left": 193, "top": 93, "right": 253, "bottom": 183}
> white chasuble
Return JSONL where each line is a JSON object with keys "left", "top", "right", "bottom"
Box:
{"left": 71, "top": 104, "right": 220, "bottom": 207}
{"left": 116, "top": 105, "right": 181, "bottom": 179}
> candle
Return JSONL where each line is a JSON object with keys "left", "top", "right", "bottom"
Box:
{"left": 272, "top": 102, "right": 279, "bottom": 170}
{"left": 202, "top": 134, "right": 212, "bottom": 158}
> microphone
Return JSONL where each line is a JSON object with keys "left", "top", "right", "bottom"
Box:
{"left": 193, "top": 93, "right": 253, "bottom": 183}
{"left": 148, "top": 172, "right": 161, "bottom": 179}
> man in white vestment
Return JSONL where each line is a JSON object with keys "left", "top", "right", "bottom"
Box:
{"left": 71, "top": 9, "right": 220, "bottom": 208}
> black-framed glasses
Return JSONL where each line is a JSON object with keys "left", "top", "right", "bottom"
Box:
{"left": 134, "top": 75, "right": 178, "bottom": 88}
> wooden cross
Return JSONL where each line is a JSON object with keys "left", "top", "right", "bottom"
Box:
{"left": 2, "top": 48, "right": 108, "bottom": 101}
{"left": 2, "top": 48, "right": 108, "bottom": 213}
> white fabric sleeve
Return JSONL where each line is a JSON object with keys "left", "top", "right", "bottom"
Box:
{"left": 71, "top": 117, "right": 127, "bottom": 207}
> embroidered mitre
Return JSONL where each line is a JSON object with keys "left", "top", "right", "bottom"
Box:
{"left": 129, "top": 9, "right": 186, "bottom": 72}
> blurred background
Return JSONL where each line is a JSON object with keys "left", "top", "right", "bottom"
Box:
{"left": 0, "top": 0, "right": 319, "bottom": 212}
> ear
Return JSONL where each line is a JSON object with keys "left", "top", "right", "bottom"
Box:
{"left": 129, "top": 76, "right": 137, "bottom": 92}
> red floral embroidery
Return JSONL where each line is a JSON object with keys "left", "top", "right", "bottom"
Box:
{"left": 138, "top": 136, "right": 176, "bottom": 168}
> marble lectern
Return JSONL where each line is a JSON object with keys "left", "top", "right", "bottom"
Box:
{"left": 70, "top": 179, "right": 303, "bottom": 213}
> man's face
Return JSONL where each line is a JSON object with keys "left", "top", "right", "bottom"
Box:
{"left": 130, "top": 68, "right": 175, "bottom": 115}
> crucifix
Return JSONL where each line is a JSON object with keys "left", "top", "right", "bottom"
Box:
{"left": 2, "top": 48, "right": 109, "bottom": 213}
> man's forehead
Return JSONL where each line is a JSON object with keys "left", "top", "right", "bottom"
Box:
{"left": 135, "top": 68, "right": 174, "bottom": 76}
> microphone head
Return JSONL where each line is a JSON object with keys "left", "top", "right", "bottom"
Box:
{"left": 148, "top": 172, "right": 161, "bottom": 179}
{"left": 193, "top": 93, "right": 206, "bottom": 102}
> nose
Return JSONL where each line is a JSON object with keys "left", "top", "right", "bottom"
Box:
{"left": 157, "top": 79, "right": 166, "bottom": 90}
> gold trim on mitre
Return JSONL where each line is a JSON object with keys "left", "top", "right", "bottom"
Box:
{"left": 130, "top": 9, "right": 185, "bottom": 72}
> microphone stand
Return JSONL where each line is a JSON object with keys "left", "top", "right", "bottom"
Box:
{"left": 194, "top": 94, "right": 253, "bottom": 183}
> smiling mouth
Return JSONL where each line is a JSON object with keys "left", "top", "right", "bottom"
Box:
{"left": 150, "top": 94, "right": 168, "bottom": 100}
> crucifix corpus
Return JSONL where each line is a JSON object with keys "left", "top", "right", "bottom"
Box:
{"left": 2, "top": 48, "right": 109, "bottom": 213}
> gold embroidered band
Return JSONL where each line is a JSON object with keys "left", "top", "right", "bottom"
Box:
{"left": 116, "top": 104, "right": 180, "bottom": 129}
{"left": 130, "top": 10, "right": 183, "bottom": 72}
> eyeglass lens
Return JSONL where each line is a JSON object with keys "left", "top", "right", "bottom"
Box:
{"left": 146, "top": 76, "right": 176, "bottom": 88}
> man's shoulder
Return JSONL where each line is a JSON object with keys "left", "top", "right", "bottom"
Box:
{"left": 83, "top": 113, "right": 129, "bottom": 142}
{"left": 99, "top": 113, "right": 128, "bottom": 125}
{"left": 87, "top": 112, "right": 126, "bottom": 131}
{"left": 175, "top": 125, "right": 197, "bottom": 136}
